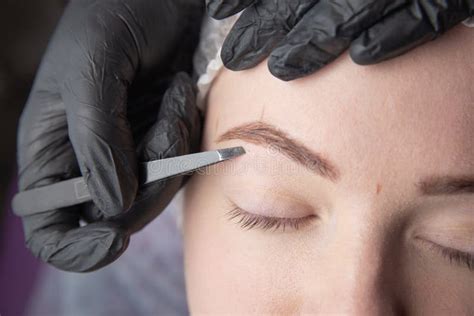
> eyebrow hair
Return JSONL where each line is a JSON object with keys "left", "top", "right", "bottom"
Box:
{"left": 216, "top": 121, "right": 341, "bottom": 182}
{"left": 417, "top": 175, "right": 474, "bottom": 196}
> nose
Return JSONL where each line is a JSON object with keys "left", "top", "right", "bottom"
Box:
{"left": 302, "top": 213, "right": 405, "bottom": 315}
{"left": 335, "top": 252, "right": 401, "bottom": 316}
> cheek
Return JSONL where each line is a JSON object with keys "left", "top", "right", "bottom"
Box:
{"left": 182, "top": 175, "right": 250, "bottom": 312}
{"left": 181, "top": 175, "right": 305, "bottom": 314}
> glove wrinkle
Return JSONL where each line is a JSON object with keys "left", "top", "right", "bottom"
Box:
{"left": 221, "top": 0, "right": 318, "bottom": 71}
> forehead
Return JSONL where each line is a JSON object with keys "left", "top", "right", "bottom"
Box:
{"left": 205, "top": 26, "right": 474, "bottom": 192}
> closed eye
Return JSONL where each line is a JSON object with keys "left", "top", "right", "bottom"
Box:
{"left": 416, "top": 237, "right": 474, "bottom": 272}
{"left": 225, "top": 200, "right": 318, "bottom": 232}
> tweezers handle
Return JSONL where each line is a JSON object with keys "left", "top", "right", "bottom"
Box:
{"left": 12, "top": 146, "right": 245, "bottom": 216}
{"left": 12, "top": 177, "right": 92, "bottom": 216}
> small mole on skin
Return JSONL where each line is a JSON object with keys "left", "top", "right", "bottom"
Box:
{"left": 376, "top": 183, "right": 382, "bottom": 195}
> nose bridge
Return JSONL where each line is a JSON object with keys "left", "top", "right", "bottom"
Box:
{"left": 312, "top": 202, "right": 401, "bottom": 315}
{"left": 346, "top": 227, "right": 388, "bottom": 312}
{"left": 347, "top": 238, "right": 396, "bottom": 315}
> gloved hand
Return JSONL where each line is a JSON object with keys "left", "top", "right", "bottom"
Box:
{"left": 206, "top": 0, "right": 474, "bottom": 81}
{"left": 15, "top": 0, "right": 203, "bottom": 272}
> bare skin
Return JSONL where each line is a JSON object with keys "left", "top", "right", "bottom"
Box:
{"left": 182, "top": 25, "right": 474, "bottom": 315}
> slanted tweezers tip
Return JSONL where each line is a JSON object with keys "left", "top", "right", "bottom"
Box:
{"left": 217, "top": 146, "right": 246, "bottom": 160}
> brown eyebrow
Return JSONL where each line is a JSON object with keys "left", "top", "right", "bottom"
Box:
{"left": 417, "top": 175, "right": 474, "bottom": 196}
{"left": 216, "top": 121, "right": 341, "bottom": 182}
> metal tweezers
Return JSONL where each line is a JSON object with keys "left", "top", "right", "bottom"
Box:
{"left": 12, "top": 146, "right": 245, "bottom": 216}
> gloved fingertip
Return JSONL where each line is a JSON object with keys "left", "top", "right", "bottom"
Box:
{"left": 349, "top": 37, "right": 382, "bottom": 65}
{"left": 222, "top": 45, "right": 263, "bottom": 71}
{"left": 207, "top": 0, "right": 255, "bottom": 20}
{"left": 221, "top": 45, "right": 244, "bottom": 71}
{"left": 268, "top": 66, "right": 299, "bottom": 82}
{"left": 206, "top": 0, "right": 230, "bottom": 19}
{"left": 268, "top": 54, "right": 316, "bottom": 82}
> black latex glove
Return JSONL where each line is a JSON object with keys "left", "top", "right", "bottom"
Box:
{"left": 15, "top": 0, "right": 203, "bottom": 272}
{"left": 206, "top": 0, "right": 474, "bottom": 81}
{"left": 17, "top": 72, "right": 201, "bottom": 272}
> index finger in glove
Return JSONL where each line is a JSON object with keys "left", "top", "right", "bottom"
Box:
{"left": 221, "top": 0, "right": 317, "bottom": 71}
{"left": 268, "top": 0, "right": 407, "bottom": 81}
{"left": 349, "top": 0, "right": 474, "bottom": 65}
{"left": 63, "top": 72, "right": 138, "bottom": 218}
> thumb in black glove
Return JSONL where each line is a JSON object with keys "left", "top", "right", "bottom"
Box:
{"left": 17, "top": 73, "right": 201, "bottom": 272}
{"left": 206, "top": 0, "right": 474, "bottom": 81}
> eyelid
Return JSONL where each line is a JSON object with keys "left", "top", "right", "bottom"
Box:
{"left": 224, "top": 187, "right": 317, "bottom": 218}
{"left": 415, "top": 237, "right": 474, "bottom": 272}
{"left": 225, "top": 199, "right": 318, "bottom": 233}
{"left": 413, "top": 225, "right": 474, "bottom": 254}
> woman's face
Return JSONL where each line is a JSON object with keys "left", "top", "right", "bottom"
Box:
{"left": 182, "top": 25, "right": 474, "bottom": 314}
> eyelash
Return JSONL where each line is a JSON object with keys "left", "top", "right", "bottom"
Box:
{"left": 225, "top": 203, "right": 317, "bottom": 232}
{"left": 416, "top": 238, "right": 474, "bottom": 272}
